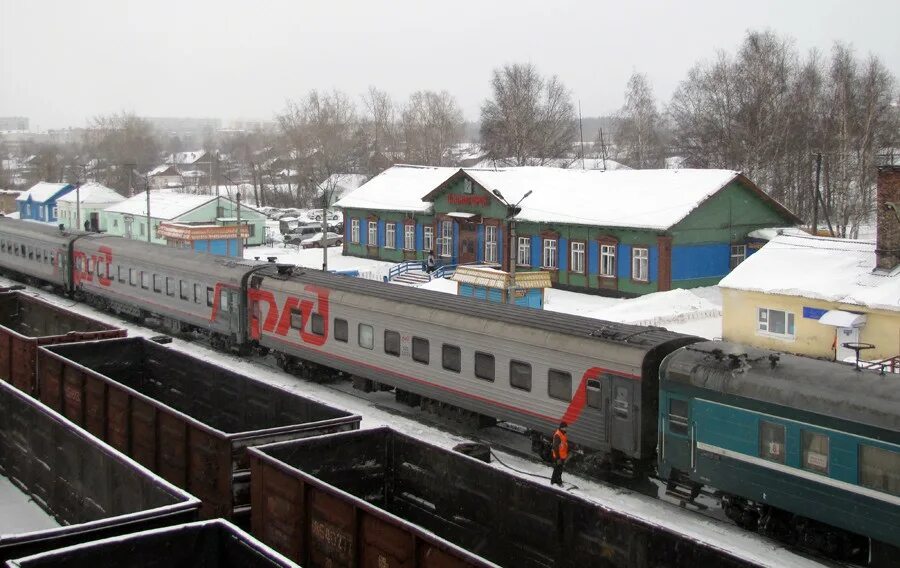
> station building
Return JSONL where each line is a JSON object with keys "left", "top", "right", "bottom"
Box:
{"left": 334, "top": 165, "right": 800, "bottom": 297}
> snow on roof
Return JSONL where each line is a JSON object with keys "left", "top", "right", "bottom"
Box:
{"left": 105, "top": 190, "right": 217, "bottom": 220}
{"left": 165, "top": 150, "right": 208, "bottom": 165}
{"left": 147, "top": 164, "right": 179, "bottom": 177}
{"left": 469, "top": 157, "right": 630, "bottom": 171}
{"left": 16, "top": 182, "right": 72, "bottom": 203}
{"left": 319, "top": 173, "right": 368, "bottom": 198}
{"left": 719, "top": 234, "right": 900, "bottom": 313}
{"left": 334, "top": 165, "right": 457, "bottom": 212}
{"left": 56, "top": 182, "right": 124, "bottom": 204}
{"left": 464, "top": 167, "right": 741, "bottom": 230}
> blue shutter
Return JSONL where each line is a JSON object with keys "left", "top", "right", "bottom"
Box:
{"left": 588, "top": 240, "right": 599, "bottom": 274}
{"left": 617, "top": 244, "right": 632, "bottom": 279}
{"left": 360, "top": 220, "right": 367, "bottom": 246}
{"left": 452, "top": 222, "right": 459, "bottom": 263}
{"left": 344, "top": 220, "right": 351, "bottom": 242}
{"left": 476, "top": 225, "right": 484, "bottom": 262}
{"left": 531, "top": 235, "right": 541, "bottom": 267}
{"left": 377, "top": 220, "right": 385, "bottom": 247}
{"left": 498, "top": 227, "right": 504, "bottom": 268}
{"left": 415, "top": 223, "right": 423, "bottom": 252}
{"left": 649, "top": 246, "right": 659, "bottom": 282}
{"left": 559, "top": 238, "right": 568, "bottom": 271}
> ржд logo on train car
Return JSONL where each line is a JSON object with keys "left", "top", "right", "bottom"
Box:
{"left": 73, "top": 246, "right": 113, "bottom": 287}
{"left": 247, "top": 285, "right": 330, "bottom": 346}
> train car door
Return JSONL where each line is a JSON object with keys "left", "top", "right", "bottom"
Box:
{"left": 661, "top": 394, "right": 694, "bottom": 472}
{"left": 584, "top": 378, "right": 609, "bottom": 447}
{"left": 610, "top": 376, "right": 635, "bottom": 454}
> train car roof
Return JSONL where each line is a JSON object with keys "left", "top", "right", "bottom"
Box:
{"left": 0, "top": 217, "right": 85, "bottom": 241}
{"left": 661, "top": 340, "right": 900, "bottom": 432}
{"left": 263, "top": 266, "right": 697, "bottom": 350}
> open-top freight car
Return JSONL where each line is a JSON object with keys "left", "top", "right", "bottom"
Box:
{"left": 0, "top": 291, "right": 125, "bottom": 394}
{"left": 0, "top": 381, "right": 199, "bottom": 561}
{"left": 36, "top": 337, "right": 361, "bottom": 521}
{"left": 249, "top": 427, "right": 761, "bottom": 568}
{"left": 4, "top": 520, "right": 300, "bottom": 568}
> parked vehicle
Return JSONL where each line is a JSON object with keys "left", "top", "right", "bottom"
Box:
{"left": 283, "top": 224, "right": 322, "bottom": 245}
{"left": 299, "top": 231, "right": 342, "bottom": 249}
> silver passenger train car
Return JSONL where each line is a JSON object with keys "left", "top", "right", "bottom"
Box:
{"left": 0, "top": 218, "right": 80, "bottom": 289}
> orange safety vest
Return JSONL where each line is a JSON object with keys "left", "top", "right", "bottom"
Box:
{"left": 552, "top": 429, "right": 568, "bottom": 460}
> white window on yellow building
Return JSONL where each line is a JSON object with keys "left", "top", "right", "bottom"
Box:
{"left": 758, "top": 307, "right": 795, "bottom": 338}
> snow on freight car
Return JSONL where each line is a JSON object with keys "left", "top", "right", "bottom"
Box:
{"left": 249, "top": 427, "right": 762, "bottom": 568}
{"left": 0, "top": 291, "right": 125, "bottom": 395}
{"left": 4, "top": 520, "right": 300, "bottom": 568}
{"left": 35, "top": 337, "right": 361, "bottom": 521}
{"left": 0, "top": 381, "right": 199, "bottom": 562}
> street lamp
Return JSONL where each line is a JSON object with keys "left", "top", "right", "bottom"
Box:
{"left": 492, "top": 189, "right": 532, "bottom": 305}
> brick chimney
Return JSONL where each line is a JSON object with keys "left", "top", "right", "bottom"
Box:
{"left": 876, "top": 165, "right": 900, "bottom": 270}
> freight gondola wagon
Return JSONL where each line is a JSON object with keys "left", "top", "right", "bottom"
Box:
{"left": 36, "top": 337, "right": 362, "bottom": 521}
{"left": 0, "top": 381, "right": 199, "bottom": 562}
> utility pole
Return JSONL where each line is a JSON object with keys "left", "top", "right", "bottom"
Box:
{"left": 321, "top": 186, "right": 329, "bottom": 272}
{"left": 578, "top": 101, "right": 585, "bottom": 170}
{"left": 236, "top": 192, "right": 243, "bottom": 258}
{"left": 145, "top": 180, "right": 151, "bottom": 243}
{"left": 599, "top": 128, "right": 608, "bottom": 170}
{"left": 812, "top": 152, "right": 821, "bottom": 234}
{"left": 492, "top": 189, "right": 532, "bottom": 305}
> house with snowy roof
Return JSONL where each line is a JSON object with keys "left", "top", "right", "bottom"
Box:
{"left": 334, "top": 165, "right": 801, "bottom": 297}
{"left": 147, "top": 164, "right": 183, "bottom": 189}
{"left": 56, "top": 182, "right": 125, "bottom": 231}
{"left": 15, "top": 181, "right": 75, "bottom": 223}
{"left": 102, "top": 190, "right": 267, "bottom": 247}
{"left": 719, "top": 165, "right": 900, "bottom": 366}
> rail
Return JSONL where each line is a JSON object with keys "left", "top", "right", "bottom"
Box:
{"left": 384, "top": 260, "right": 425, "bottom": 282}
{"left": 857, "top": 355, "right": 900, "bottom": 375}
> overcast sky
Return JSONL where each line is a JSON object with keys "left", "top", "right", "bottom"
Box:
{"left": 1, "top": 0, "right": 898, "bottom": 130}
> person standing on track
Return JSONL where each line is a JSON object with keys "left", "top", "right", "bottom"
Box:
{"left": 550, "top": 421, "right": 569, "bottom": 486}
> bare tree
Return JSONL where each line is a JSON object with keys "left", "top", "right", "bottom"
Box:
{"left": 480, "top": 63, "right": 577, "bottom": 166}
{"left": 401, "top": 90, "right": 464, "bottom": 166}
{"left": 85, "top": 112, "right": 160, "bottom": 193}
{"left": 615, "top": 72, "right": 665, "bottom": 168}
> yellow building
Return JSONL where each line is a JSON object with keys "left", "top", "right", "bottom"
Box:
{"left": 719, "top": 233, "right": 899, "bottom": 367}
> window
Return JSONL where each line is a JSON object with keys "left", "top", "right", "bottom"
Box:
{"left": 412, "top": 337, "right": 429, "bottom": 364}
{"left": 404, "top": 224, "right": 415, "bottom": 250}
{"left": 193, "top": 283, "right": 202, "bottom": 304}
{"left": 358, "top": 324, "right": 374, "bottom": 349}
{"left": 248, "top": 223, "right": 256, "bottom": 237}
{"left": 351, "top": 219, "right": 360, "bottom": 243}
{"left": 509, "top": 360, "right": 532, "bottom": 391}
{"left": 179, "top": 280, "right": 189, "bottom": 300}
{"left": 548, "top": 369, "right": 572, "bottom": 401}
{"left": 220, "top": 291, "right": 231, "bottom": 313}
{"left": 542, "top": 238, "right": 557, "bottom": 269}
{"left": 484, "top": 226, "right": 498, "bottom": 263}
{"left": 439, "top": 221, "right": 453, "bottom": 257}
{"left": 442, "top": 344, "right": 461, "bottom": 372}
{"left": 600, "top": 244, "right": 616, "bottom": 277}
{"left": 311, "top": 313, "right": 325, "bottom": 336}
{"left": 290, "top": 309, "right": 303, "bottom": 330}
{"left": 206, "top": 287, "right": 214, "bottom": 307}
{"left": 165, "top": 277, "right": 175, "bottom": 297}
{"left": 668, "top": 399, "right": 689, "bottom": 435}
{"left": 859, "top": 445, "right": 900, "bottom": 497}
{"left": 423, "top": 226, "right": 434, "bottom": 253}
{"left": 759, "top": 421, "right": 786, "bottom": 464}
{"left": 367, "top": 221, "right": 377, "bottom": 246}
{"left": 113, "top": 219, "right": 118, "bottom": 228}
{"left": 632, "top": 247, "right": 649, "bottom": 282}
{"left": 385, "top": 223, "right": 396, "bottom": 249}
{"left": 586, "top": 379, "right": 602, "bottom": 409}
{"left": 139, "top": 271, "right": 148, "bottom": 289}
{"left": 570, "top": 242, "right": 585, "bottom": 274}
{"left": 139, "top": 223, "right": 145, "bottom": 236}
{"left": 517, "top": 236, "right": 530, "bottom": 266}
{"left": 801, "top": 431, "right": 829, "bottom": 474}
{"left": 334, "top": 318, "right": 348, "bottom": 342}
{"left": 474, "top": 352, "right": 495, "bottom": 381}
{"left": 117, "top": 266, "right": 126, "bottom": 283}
{"left": 384, "top": 330, "right": 400, "bottom": 356}
{"left": 52, "top": 206, "right": 57, "bottom": 218}
{"left": 153, "top": 274, "right": 162, "bottom": 293}
{"left": 730, "top": 244, "right": 746, "bottom": 270}
{"left": 758, "top": 308, "right": 795, "bottom": 337}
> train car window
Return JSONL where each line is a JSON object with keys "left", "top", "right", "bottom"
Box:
{"left": 412, "top": 337, "right": 429, "bottom": 364}
{"left": 289, "top": 308, "right": 303, "bottom": 329}
{"left": 153, "top": 274, "right": 162, "bottom": 293}
{"left": 129, "top": 268, "right": 137, "bottom": 286}
{"left": 221, "top": 291, "right": 231, "bottom": 313}
{"left": 49, "top": 252, "right": 54, "bottom": 265}
{"left": 27, "top": 246, "right": 33, "bottom": 260}
{"left": 141, "top": 271, "right": 149, "bottom": 289}
{"left": 442, "top": 344, "right": 461, "bottom": 373}
{"left": 13, "top": 244, "right": 19, "bottom": 256}
{"left": 474, "top": 352, "right": 495, "bottom": 381}
{"left": 1, "top": 242, "right": 5, "bottom": 252}
{"left": 668, "top": 398, "right": 689, "bottom": 435}
{"left": 179, "top": 280, "right": 189, "bottom": 301}
{"left": 358, "top": 324, "right": 374, "bottom": 350}
{"left": 859, "top": 445, "right": 900, "bottom": 497}
{"left": 586, "top": 379, "right": 602, "bottom": 409}
{"left": 509, "top": 360, "right": 532, "bottom": 391}
{"left": 118, "top": 266, "right": 125, "bottom": 283}
{"left": 165, "top": 277, "right": 175, "bottom": 297}
{"left": 97, "top": 260, "right": 105, "bottom": 277}
{"left": 206, "top": 287, "right": 214, "bottom": 307}
{"left": 801, "top": 431, "right": 829, "bottom": 474}
{"left": 42, "top": 250, "right": 48, "bottom": 263}
{"left": 548, "top": 369, "right": 572, "bottom": 401}
{"left": 193, "top": 283, "right": 202, "bottom": 304}
{"left": 759, "top": 421, "right": 786, "bottom": 464}
{"left": 384, "top": 330, "right": 400, "bottom": 356}
{"left": 334, "top": 318, "right": 348, "bottom": 342}
{"left": 311, "top": 313, "right": 325, "bottom": 336}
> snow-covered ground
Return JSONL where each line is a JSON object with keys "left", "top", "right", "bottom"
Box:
{"left": 0, "top": 475, "right": 58, "bottom": 534}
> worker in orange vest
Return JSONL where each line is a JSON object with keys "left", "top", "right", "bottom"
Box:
{"left": 550, "top": 421, "right": 569, "bottom": 486}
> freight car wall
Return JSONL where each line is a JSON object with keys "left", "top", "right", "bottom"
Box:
{"left": 36, "top": 337, "right": 361, "bottom": 521}
{"left": 0, "top": 381, "right": 199, "bottom": 561}
{"left": 0, "top": 291, "right": 125, "bottom": 394}
{"left": 250, "top": 428, "right": 760, "bottom": 568}
{"left": 4, "top": 520, "right": 300, "bottom": 568}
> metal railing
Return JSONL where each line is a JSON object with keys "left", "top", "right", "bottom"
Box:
{"left": 857, "top": 355, "right": 900, "bottom": 375}
{"left": 384, "top": 260, "right": 426, "bottom": 282}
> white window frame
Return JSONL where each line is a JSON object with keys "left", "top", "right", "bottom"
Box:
{"left": 350, "top": 219, "right": 360, "bottom": 243}
{"left": 542, "top": 238, "right": 557, "bottom": 269}
{"left": 600, "top": 244, "right": 616, "bottom": 277}
{"left": 517, "top": 236, "right": 530, "bottom": 266}
{"left": 52, "top": 206, "right": 58, "bottom": 218}
{"left": 404, "top": 224, "right": 415, "bottom": 250}
{"left": 385, "top": 222, "right": 396, "bottom": 249}
{"left": 439, "top": 220, "right": 453, "bottom": 258}
{"left": 423, "top": 226, "right": 434, "bottom": 253}
{"left": 730, "top": 244, "right": 747, "bottom": 270}
{"left": 632, "top": 247, "right": 649, "bottom": 282}
{"left": 484, "top": 225, "right": 498, "bottom": 264}
{"left": 570, "top": 241, "right": 585, "bottom": 273}
{"left": 757, "top": 307, "right": 796, "bottom": 339}
{"left": 367, "top": 221, "right": 377, "bottom": 246}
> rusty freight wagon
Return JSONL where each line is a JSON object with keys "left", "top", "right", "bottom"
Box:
{"left": 0, "top": 291, "right": 125, "bottom": 395}
{"left": 0, "top": 381, "right": 199, "bottom": 561}
{"left": 250, "top": 427, "right": 763, "bottom": 568}
{"left": 36, "top": 337, "right": 361, "bottom": 521}
{"left": 4, "top": 520, "right": 301, "bottom": 568}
